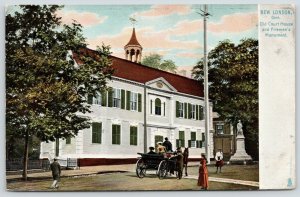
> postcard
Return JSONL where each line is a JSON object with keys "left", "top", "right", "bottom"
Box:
{"left": 5, "top": 3, "right": 295, "bottom": 191}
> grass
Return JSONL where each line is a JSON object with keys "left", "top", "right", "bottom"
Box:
{"left": 188, "top": 164, "right": 259, "bottom": 182}
{"left": 7, "top": 171, "right": 258, "bottom": 191}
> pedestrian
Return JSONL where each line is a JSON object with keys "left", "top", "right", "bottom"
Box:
{"left": 176, "top": 147, "right": 183, "bottom": 179}
{"left": 156, "top": 142, "right": 166, "bottom": 154}
{"left": 215, "top": 149, "right": 224, "bottom": 173}
{"left": 162, "top": 137, "right": 173, "bottom": 152}
{"left": 147, "top": 146, "right": 157, "bottom": 154}
{"left": 50, "top": 158, "right": 61, "bottom": 189}
{"left": 197, "top": 153, "right": 208, "bottom": 190}
{"left": 183, "top": 147, "right": 189, "bottom": 176}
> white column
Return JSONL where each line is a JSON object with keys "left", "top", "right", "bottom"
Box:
{"left": 170, "top": 96, "right": 174, "bottom": 126}
{"left": 76, "top": 130, "right": 84, "bottom": 155}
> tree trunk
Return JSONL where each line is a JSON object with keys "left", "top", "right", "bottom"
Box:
{"left": 22, "top": 129, "right": 29, "bottom": 181}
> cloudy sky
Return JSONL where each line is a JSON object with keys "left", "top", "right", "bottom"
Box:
{"left": 58, "top": 4, "right": 258, "bottom": 76}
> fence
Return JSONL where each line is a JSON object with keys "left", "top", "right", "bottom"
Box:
{"left": 6, "top": 159, "right": 50, "bottom": 171}
{"left": 6, "top": 158, "right": 78, "bottom": 171}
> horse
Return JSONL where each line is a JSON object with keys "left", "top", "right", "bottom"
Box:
{"left": 183, "top": 147, "right": 189, "bottom": 176}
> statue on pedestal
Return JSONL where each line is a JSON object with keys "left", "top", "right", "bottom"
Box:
{"left": 229, "top": 119, "right": 252, "bottom": 164}
{"left": 237, "top": 120, "right": 243, "bottom": 135}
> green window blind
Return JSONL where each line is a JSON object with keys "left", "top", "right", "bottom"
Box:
{"left": 107, "top": 89, "right": 113, "bottom": 107}
{"left": 112, "top": 124, "right": 121, "bottom": 145}
{"left": 92, "top": 122, "right": 102, "bottom": 144}
{"left": 101, "top": 90, "right": 107, "bottom": 106}
{"left": 191, "top": 132, "right": 196, "bottom": 141}
{"left": 202, "top": 133, "right": 205, "bottom": 141}
{"left": 179, "top": 131, "right": 185, "bottom": 147}
{"left": 126, "top": 91, "right": 131, "bottom": 110}
{"left": 199, "top": 105, "right": 204, "bottom": 120}
{"left": 196, "top": 105, "right": 199, "bottom": 120}
{"left": 130, "top": 126, "right": 138, "bottom": 145}
{"left": 188, "top": 103, "right": 192, "bottom": 119}
{"left": 184, "top": 103, "right": 187, "bottom": 119}
{"left": 176, "top": 101, "right": 180, "bottom": 117}
{"left": 138, "top": 93, "right": 142, "bottom": 112}
{"left": 121, "top": 89, "right": 125, "bottom": 109}
{"left": 87, "top": 94, "right": 93, "bottom": 104}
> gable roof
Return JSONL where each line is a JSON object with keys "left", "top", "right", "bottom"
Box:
{"left": 73, "top": 48, "right": 204, "bottom": 98}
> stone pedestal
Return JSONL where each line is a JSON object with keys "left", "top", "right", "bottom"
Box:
{"left": 230, "top": 134, "right": 252, "bottom": 164}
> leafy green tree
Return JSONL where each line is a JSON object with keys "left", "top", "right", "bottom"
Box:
{"left": 6, "top": 5, "right": 113, "bottom": 180}
{"left": 192, "top": 39, "right": 258, "bottom": 159}
{"left": 142, "top": 53, "right": 177, "bottom": 73}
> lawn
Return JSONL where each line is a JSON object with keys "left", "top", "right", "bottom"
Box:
{"left": 188, "top": 164, "right": 259, "bottom": 182}
{"left": 7, "top": 171, "right": 258, "bottom": 191}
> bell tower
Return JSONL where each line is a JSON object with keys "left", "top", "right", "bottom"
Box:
{"left": 124, "top": 18, "right": 143, "bottom": 63}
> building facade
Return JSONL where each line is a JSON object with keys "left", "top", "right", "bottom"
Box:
{"left": 213, "top": 114, "right": 234, "bottom": 161}
{"left": 40, "top": 28, "right": 214, "bottom": 166}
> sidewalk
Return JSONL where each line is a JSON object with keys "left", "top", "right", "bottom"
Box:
{"left": 185, "top": 175, "right": 259, "bottom": 187}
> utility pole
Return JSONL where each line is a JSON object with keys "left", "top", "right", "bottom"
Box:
{"left": 199, "top": 5, "right": 211, "bottom": 163}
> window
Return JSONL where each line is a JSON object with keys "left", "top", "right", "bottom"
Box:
{"left": 191, "top": 104, "right": 196, "bottom": 119}
{"left": 130, "top": 126, "right": 138, "bottom": 145}
{"left": 155, "top": 98, "right": 161, "bottom": 115}
{"left": 201, "top": 133, "right": 206, "bottom": 147}
{"left": 155, "top": 135, "right": 164, "bottom": 146}
{"left": 66, "top": 136, "right": 71, "bottom": 144}
{"left": 189, "top": 132, "right": 196, "bottom": 148}
{"left": 87, "top": 92, "right": 101, "bottom": 105}
{"left": 178, "top": 102, "right": 184, "bottom": 118}
{"left": 130, "top": 92, "right": 138, "bottom": 111}
{"left": 92, "top": 122, "right": 102, "bottom": 144}
{"left": 199, "top": 106, "right": 204, "bottom": 120}
{"left": 93, "top": 92, "right": 101, "bottom": 105}
{"left": 216, "top": 124, "right": 224, "bottom": 134}
{"left": 113, "top": 89, "right": 121, "bottom": 108}
{"left": 176, "top": 131, "right": 185, "bottom": 148}
{"left": 112, "top": 124, "right": 121, "bottom": 145}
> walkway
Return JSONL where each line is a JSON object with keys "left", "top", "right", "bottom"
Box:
{"left": 185, "top": 175, "right": 259, "bottom": 187}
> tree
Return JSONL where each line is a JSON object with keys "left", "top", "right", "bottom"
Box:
{"left": 192, "top": 39, "right": 258, "bottom": 159}
{"left": 142, "top": 53, "right": 177, "bottom": 73}
{"left": 6, "top": 5, "right": 113, "bottom": 180}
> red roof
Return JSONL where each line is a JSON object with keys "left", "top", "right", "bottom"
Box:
{"left": 73, "top": 48, "right": 204, "bottom": 97}
{"left": 125, "top": 28, "right": 142, "bottom": 47}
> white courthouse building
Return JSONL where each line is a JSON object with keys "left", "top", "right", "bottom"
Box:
{"left": 40, "top": 28, "right": 214, "bottom": 166}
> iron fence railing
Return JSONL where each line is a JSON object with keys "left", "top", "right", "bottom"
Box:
{"left": 6, "top": 158, "right": 78, "bottom": 171}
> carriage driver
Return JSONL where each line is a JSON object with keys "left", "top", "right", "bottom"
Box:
{"left": 163, "top": 137, "right": 173, "bottom": 152}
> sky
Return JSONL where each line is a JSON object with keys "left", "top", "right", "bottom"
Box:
{"left": 57, "top": 4, "right": 258, "bottom": 77}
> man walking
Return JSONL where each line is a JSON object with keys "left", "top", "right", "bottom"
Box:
{"left": 50, "top": 158, "right": 61, "bottom": 189}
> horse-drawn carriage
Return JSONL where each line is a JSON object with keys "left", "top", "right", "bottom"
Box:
{"left": 135, "top": 152, "right": 182, "bottom": 179}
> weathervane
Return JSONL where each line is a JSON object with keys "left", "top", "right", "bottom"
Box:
{"left": 129, "top": 16, "right": 137, "bottom": 27}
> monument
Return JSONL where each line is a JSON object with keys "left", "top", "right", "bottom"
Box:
{"left": 229, "top": 120, "right": 253, "bottom": 164}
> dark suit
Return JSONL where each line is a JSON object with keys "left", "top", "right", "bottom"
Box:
{"left": 50, "top": 161, "right": 61, "bottom": 180}
{"left": 163, "top": 140, "right": 172, "bottom": 152}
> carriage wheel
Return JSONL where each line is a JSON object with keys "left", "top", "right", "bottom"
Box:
{"left": 158, "top": 160, "right": 168, "bottom": 179}
{"left": 136, "top": 158, "right": 146, "bottom": 178}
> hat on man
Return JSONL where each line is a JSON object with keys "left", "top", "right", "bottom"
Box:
{"left": 165, "top": 137, "right": 168, "bottom": 140}
{"left": 149, "top": 146, "right": 155, "bottom": 150}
